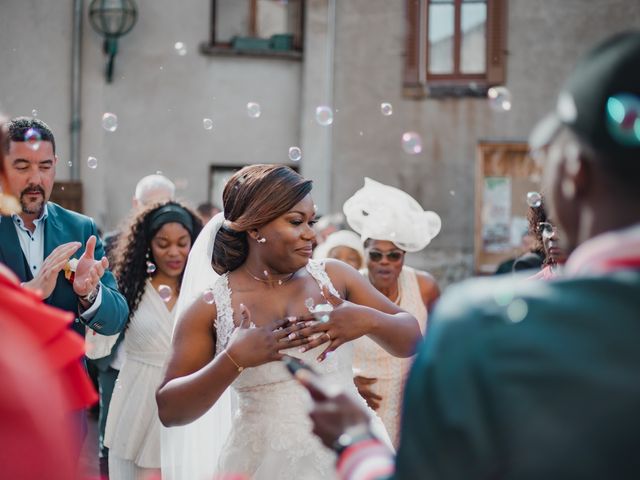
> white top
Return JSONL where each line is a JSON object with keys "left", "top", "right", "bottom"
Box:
{"left": 353, "top": 265, "right": 427, "bottom": 447}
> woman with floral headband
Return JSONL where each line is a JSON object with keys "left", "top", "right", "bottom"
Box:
{"left": 104, "top": 200, "right": 202, "bottom": 479}
{"left": 343, "top": 177, "right": 441, "bottom": 447}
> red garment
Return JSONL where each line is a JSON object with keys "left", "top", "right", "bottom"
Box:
{"left": 0, "top": 270, "right": 98, "bottom": 410}
{"left": 527, "top": 264, "right": 558, "bottom": 281}
{"left": 0, "top": 268, "right": 98, "bottom": 479}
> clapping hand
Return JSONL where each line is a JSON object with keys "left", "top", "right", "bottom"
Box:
{"left": 73, "top": 235, "right": 108, "bottom": 299}
{"left": 225, "top": 304, "right": 308, "bottom": 369}
{"left": 296, "top": 286, "right": 374, "bottom": 362}
{"left": 23, "top": 241, "right": 81, "bottom": 299}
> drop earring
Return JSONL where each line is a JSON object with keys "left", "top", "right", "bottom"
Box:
{"left": 146, "top": 250, "right": 157, "bottom": 274}
{"left": 257, "top": 237, "right": 267, "bottom": 244}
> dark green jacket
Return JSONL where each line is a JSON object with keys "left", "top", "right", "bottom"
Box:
{"left": 0, "top": 202, "right": 128, "bottom": 337}
{"left": 395, "top": 271, "right": 640, "bottom": 479}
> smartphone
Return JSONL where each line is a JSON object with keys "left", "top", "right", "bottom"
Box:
{"left": 282, "top": 356, "right": 330, "bottom": 399}
{"left": 282, "top": 355, "right": 318, "bottom": 376}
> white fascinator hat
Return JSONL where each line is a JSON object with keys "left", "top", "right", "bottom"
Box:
{"left": 342, "top": 177, "right": 441, "bottom": 252}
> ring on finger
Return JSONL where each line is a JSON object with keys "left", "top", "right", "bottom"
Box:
{"left": 325, "top": 331, "right": 331, "bottom": 341}
{"left": 288, "top": 332, "right": 297, "bottom": 341}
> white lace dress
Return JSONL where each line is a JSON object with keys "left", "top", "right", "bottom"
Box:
{"left": 211, "top": 260, "right": 391, "bottom": 480}
{"left": 353, "top": 266, "right": 428, "bottom": 447}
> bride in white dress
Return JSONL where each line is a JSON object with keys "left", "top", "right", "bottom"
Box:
{"left": 156, "top": 165, "right": 422, "bottom": 480}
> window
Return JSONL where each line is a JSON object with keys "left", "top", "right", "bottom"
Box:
{"left": 203, "top": 0, "right": 304, "bottom": 59}
{"left": 404, "top": 0, "right": 507, "bottom": 97}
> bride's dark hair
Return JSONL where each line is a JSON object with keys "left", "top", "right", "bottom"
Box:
{"left": 212, "top": 164, "right": 312, "bottom": 274}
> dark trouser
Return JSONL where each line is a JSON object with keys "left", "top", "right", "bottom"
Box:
{"left": 97, "top": 367, "right": 120, "bottom": 459}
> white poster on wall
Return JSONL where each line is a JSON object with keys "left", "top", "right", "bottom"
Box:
{"left": 482, "top": 177, "right": 511, "bottom": 253}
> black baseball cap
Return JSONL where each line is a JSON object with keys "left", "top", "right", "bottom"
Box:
{"left": 530, "top": 31, "right": 640, "bottom": 164}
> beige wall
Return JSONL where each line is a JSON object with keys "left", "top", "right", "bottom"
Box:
{"left": 328, "top": 0, "right": 640, "bottom": 282}
{"left": 1, "top": 0, "right": 639, "bottom": 284}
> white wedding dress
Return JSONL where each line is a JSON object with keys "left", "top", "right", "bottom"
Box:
{"left": 161, "top": 214, "right": 391, "bottom": 480}
{"left": 211, "top": 259, "right": 391, "bottom": 480}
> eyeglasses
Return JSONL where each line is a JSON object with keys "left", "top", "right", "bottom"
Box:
{"left": 537, "top": 222, "right": 557, "bottom": 239}
{"left": 368, "top": 250, "right": 404, "bottom": 262}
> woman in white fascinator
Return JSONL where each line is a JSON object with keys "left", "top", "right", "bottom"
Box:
{"left": 343, "top": 177, "right": 441, "bottom": 448}
{"left": 312, "top": 229, "right": 365, "bottom": 270}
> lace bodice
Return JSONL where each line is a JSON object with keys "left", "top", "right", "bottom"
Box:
{"left": 211, "top": 259, "right": 352, "bottom": 390}
{"left": 208, "top": 259, "right": 373, "bottom": 479}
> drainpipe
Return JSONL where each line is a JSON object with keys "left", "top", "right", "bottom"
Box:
{"left": 325, "top": 0, "right": 336, "bottom": 207}
{"left": 70, "top": 0, "right": 83, "bottom": 181}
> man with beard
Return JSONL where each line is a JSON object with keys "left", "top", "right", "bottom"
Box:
{"left": 0, "top": 117, "right": 128, "bottom": 467}
{"left": 307, "top": 31, "right": 640, "bottom": 479}
{"left": 0, "top": 117, "right": 127, "bottom": 337}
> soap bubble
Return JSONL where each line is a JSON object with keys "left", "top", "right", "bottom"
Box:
{"left": 102, "top": 112, "right": 118, "bottom": 132}
{"left": 202, "top": 288, "right": 215, "bottom": 304}
{"left": 315, "top": 106, "right": 333, "bottom": 126}
{"left": 310, "top": 303, "right": 333, "bottom": 323}
{"left": 288, "top": 146, "right": 302, "bottom": 162}
{"left": 380, "top": 102, "right": 393, "bottom": 116}
{"left": 24, "top": 128, "right": 41, "bottom": 151}
{"left": 174, "top": 42, "right": 187, "bottom": 56}
{"left": 526, "top": 191, "right": 542, "bottom": 208}
{"left": 247, "top": 102, "right": 261, "bottom": 118}
{"left": 87, "top": 156, "right": 98, "bottom": 169}
{"left": 158, "top": 285, "right": 172, "bottom": 302}
{"left": 487, "top": 86, "right": 512, "bottom": 112}
{"left": 304, "top": 297, "right": 315, "bottom": 312}
{"left": 203, "top": 118, "right": 213, "bottom": 130}
{"left": 401, "top": 131, "right": 422, "bottom": 154}
{"left": 146, "top": 262, "right": 156, "bottom": 274}
{"left": 31, "top": 109, "right": 38, "bottom": 117}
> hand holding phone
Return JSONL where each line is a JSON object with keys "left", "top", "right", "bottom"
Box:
{"left": 282, "top": 356, "right": 330, "bottom": 400}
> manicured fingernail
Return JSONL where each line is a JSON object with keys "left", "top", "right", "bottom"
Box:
{"left": 288, "top": 332, "right": 297, "bottom": 340}
{"left": 298, "top": 347, "right": 306, "bottom": 353}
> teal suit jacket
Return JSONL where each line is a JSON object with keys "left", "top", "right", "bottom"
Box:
{"left": 0, "top": 202, "right": 128, "bottom": 338}
{"left": 395, "top": 271, "right": 640, "bottom": 479}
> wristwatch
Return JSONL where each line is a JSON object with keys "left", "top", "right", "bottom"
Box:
{"left": 83, "top": 283, "right": 100, "bottom": 304}
{"left": 332, "top": 423, "right": 376, "bottom": 455}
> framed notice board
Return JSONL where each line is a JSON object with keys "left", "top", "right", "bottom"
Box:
{"left": 474, "top": 141, "right": 541, "bottom": 275}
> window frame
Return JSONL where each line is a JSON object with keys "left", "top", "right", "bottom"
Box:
{"left": 404, "top": 0, "right": 507, "bottom": 97}
{"left": 202, "top": 0, "right": 305, "bottom": 59}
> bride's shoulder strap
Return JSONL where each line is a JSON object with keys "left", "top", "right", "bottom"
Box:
{"left": 212, "top": 273, "right": 235, "bottom": 354}
{"left": 306, "top": 259, "right": 341, "bottom": 298}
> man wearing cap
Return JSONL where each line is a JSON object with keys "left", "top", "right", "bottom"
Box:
{"left": 306, "top": 31, "right": 640, "bottom": 479}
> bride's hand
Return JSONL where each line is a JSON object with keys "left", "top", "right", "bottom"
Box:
{"left": 297, "top": 286, "right": 374, "bottom": 362}
{"left": 225, "top": 304, "right": 307, "bottom": 368}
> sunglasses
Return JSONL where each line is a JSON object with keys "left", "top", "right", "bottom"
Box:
{"left": 537, "top": 222, "right": 557, "bottom": 239}
{"left": 368, "top": 250, "right": 404, "bottom": 262}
